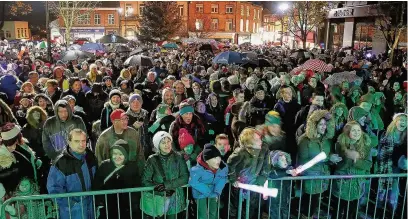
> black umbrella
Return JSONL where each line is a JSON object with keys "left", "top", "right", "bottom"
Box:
{"left": 290, "top": 49, "right": 311, "bottom": 60}
{"left": 61, "top": 50, "right": 94, "bottom": 62}
{"left": 199, "top": 44, "right": 217, "bottom": 52}
{"left": 114, "top": 45, "right": 131, "bottom": 53}
{"left": 99, "top": 34, "right": 129, "bottom": 44}
{"left": 124, "top": 55, "right": 154, "bottom": 67}
{"left": 241, "top": 52, "right": 258, "bottom": 65}
{"left": 258, "top": 58, "right": 272, "bottom": 68}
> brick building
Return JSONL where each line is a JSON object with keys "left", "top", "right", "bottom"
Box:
{"left": 58, "top": 2, "right": 120, "bottom": 43}
{"left": 188, "top": 1, "right": 263, "bottom": 43}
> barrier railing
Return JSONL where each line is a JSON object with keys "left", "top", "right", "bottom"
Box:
{"left": 1, "top": 173, "right": 406, "bottom": 219}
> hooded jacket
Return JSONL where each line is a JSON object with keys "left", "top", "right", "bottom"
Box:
{"left": 0, "top": 145, "right": 20, "bottom": 193}
{"left": 0, "top": 75, "right": 20, "bottom": 105}
{"left": 100, "top": 101, "right": 128, "bottom": 132}
{"left": 189, "top": 153, "right": 228, "bottom": 199}
{"left": 85, "top": 84, "right": 109, "bottom": 123}
{"left": 0, "top": 99, "right": 18, "bottom": 127}
{"left": 22, "top": 106, "right": 48, "bottom": 158}
{"left": 297, "top": 110, "right": 334, "bottom": 194}
{"left": 33, "top": 93, "right": 55, "bottom": 117}
{"left": 42, "top": 100, "right": 87, "bottom": 160}
{"left": 47, "top": 147, "right": 97, "bottom": 219}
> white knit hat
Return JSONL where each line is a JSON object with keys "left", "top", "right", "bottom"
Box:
{"left": 153, "top": 131, "right": 172, "bottom": 151}
{"left": 1, "top": 125, "right": 21, "bottom": 140}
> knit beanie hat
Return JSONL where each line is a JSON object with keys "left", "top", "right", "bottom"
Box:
{"left": 269, "top": 150, "right": 291, "bottom": 168}
{"left": 153, "top": 131, "right": 172, "bottom": 151}
{"left": 1, "top": 123, "right": 21, "bottom": 141}
{"left": 227, "top": 75, "right": 239, "bottom": 85}
{"left": 129, "top": 94, "right": 143, "bottom": 105}
{"left": 178, "top": 128, "right": 195, "bottom": 150}
{"left": 179, "top": 99, "right": 194, "bottom": 116}
{"left": 109, "top": 89, "right": 121, "bottom": 100}
{"left": 62, "top": 95, "right": 76, "bottom": 103}
{"left": 110, "top": 109, "right": 126, "bottom": 121}
{"left": 359, "top": 93, "right": 375, "bottom": 105}
{"left": 265, "top": 111, "right": 281, "bottom": 126}
{"left": 110, "top": 139, "right": 129, "bottom": 162}
{"left": 255, "top": 84, "right": 265, "bottom": 92}
{"left": 202, "top": 143, "right": 221, "bottom": 161}
{"left": 103, "top": 76, "right": 112, "bottom": 82}
{"left": 348, "top": 106, "right": 368, "bottom": 122}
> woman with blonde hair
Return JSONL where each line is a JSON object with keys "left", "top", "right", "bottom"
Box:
{"left": 13, "top": 81, "right": 37, "bottom": 107}
{"left": 330, "top": 102, "right": 349, "bottom": 139}
{"left": 332, "top": 121, "right": 373, "bottom": 219}
{"left": 376, "top": 113, "right": 407, "bottom": 211}
{"left": 86, "top": 63, "right": 103, "bottom": 84}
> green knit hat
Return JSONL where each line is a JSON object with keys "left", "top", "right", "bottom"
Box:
{"left": 110, "top": 139, "right": 129, "bottom": 163}
{"left": 348, "top": 106, "right": 368, "bottom": 122}
{"left": 265, "top": 111, "right": 281, "bottom": 126}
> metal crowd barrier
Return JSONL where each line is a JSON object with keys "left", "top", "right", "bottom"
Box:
{"left": 1, "top": 173, "right": 406, "bottom": 219}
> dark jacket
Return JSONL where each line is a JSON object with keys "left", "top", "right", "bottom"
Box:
{"left": 99, "top": 102, "right": 128, "bottom": 132}
{"left": 22, "top": 106, "right": 48, "bottom": 159}
{"left": 47, "top": 148, "right": 97, "bottom": 219}
{"left": 44, "top": 87, "right": 63, "bottom": 104}
{"left": 60, "top": 88, "right": 88, "bottom": 114}
{"left": 85, "top": 84, "right": 109, "bottom": 123}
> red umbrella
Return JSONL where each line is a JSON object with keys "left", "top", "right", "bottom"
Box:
{"left": 290, "top": 66, "right": 304, "bottom": 75}
{"left": 301, "top": 59, "right": 333, "bottom": 73}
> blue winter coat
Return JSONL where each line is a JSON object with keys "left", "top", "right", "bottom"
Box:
{"left": 0, "top": 75, "right": 20, "bottom": 104}
{"left": 47, "top": 148, "right": 97, "bottom": 219}
{"left": 189, "top": 157, "right": 228, "bottom": 199}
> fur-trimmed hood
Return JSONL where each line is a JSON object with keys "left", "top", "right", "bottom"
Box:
{"left": 33, "top": 93, "right": 54, "bottom": 111}
{"left": 26, "top": 106, "right": 47, "bottom": 128}
{"left": 304, "top": 110, "right": 335, "bottom": 140}
{"left": 0, "top": 98, "right": 15, "bottom": 121}
{"left": 0, "top": 145, "right": 16, "bottom": 169}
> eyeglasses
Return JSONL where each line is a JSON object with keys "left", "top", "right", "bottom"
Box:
{"left": 121, "top": 117, "right": 129, "bottom": 121}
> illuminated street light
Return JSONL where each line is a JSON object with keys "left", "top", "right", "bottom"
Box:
{"left": 278, "top": 3, "right": 289, "bottom": 12}
{"left": 118, "top": 8, "right": 123, "bottom": 14}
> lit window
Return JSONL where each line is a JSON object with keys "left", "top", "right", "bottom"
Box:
{"left": 246, "top": 20, "right": 249, "bottom": 32}
{"left": 94, "top": 14, "right": 101, "bottom": 25}
{"left": 254, "top": 9, "right": 256, "bottom": 19}
{"left": 226, "top": 19, "right": 233, "bottom": 31}
{"left": 196, "top": 4, "right": 203, "bottom": 13}
{"left": 139, "top": 5, "right": 144, "bottom": 16}
{"left": 211, "top": 4, "right": 218, "bottom": 13}
{"left": 240, "top": 5, "right": 244, "bottom": 16}
{"left": 108, "top": 14, "right": 115, "bottom": 25}
{"left": 179, "top": 5, "right": 184, "bottom": 16}
{"left": 247, "top": 6, "right": 250, "bottom": 16}
{"left": 211, "top": 18, "right": 218, "bottom": 30}
{"left": 17, "top": 28, "right": 20, "bottom": 38}
{"left": 240, "top": 19, "right": 243, "bottom": 32}
{"left": 195, "top": 19, "right": 203, "bottom": 30}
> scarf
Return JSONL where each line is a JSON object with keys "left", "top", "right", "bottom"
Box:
{"left": 109, "top": 101, "right": 120, "bottom": 110}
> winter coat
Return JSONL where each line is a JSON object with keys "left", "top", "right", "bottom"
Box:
{"left": 85, "top": 85, "right": 109, "bottom": 123}
{"left": 33, "top": 93, "right": 54, "bottom": 117}
{"left": 169, "top": 114, "right": 207, "bottom": 150}
{"left": 92, "top": 160, "right": 141, "bottom": 219}
{"left": 47, "top": 148, "right": 97, "bottom": 219}
{"left": 333, "top": 134, "right": 372, "bottom": 201}
{"left": 99, "top": 102, "right": 128, "bottom": 132}
{"left": 247, "top": 97, "right": 273, "bottom": 126}
{"left": 142, "top": 152, "right": 189, "bottom": 215}
{"left": 0, "top": 75, "right": 20, "bottom": 105}
{"left": 297, "top": 110, "right": 335, "bottom": 195}
{"left": 13, "top": 142, "right": 39, "bottom": 183}
{"left": 189, "top": 153, "right": 228, "bottom": 199}
{"left": 227, "top": 146, "right": 271, "bottom": 186}
{"left": 42, "top": 100, "right": 87, "bottom": 160}
{"left": 22, "top": 106, "right": 47, "bottom": 159}
{"left": 95, "top": 126, "right": 145, "bottom": 171}
{"left": 0, "top": 145, "right": 21, "bottom": 193}
{"left": 0, "top": 99, "right": 18, "bottom": 127}
{"left": 126, "top": 108, "right": 150, "bottom": 156}
{"left": 44, "top": 87, "right": 62, "bottom": 104}
{"left": 60, "top": 89, "right": 88, "bottom": 113}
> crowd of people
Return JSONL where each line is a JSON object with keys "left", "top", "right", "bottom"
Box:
{"left": 0, "top": 39, "right": 407, "bottom": 219}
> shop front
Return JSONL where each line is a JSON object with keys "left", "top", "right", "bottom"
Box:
{"left": 60, "top": 27, "right": 106, "bottom": 43}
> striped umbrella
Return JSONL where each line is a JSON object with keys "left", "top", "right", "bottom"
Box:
{"left": 301, "top": 59, "right": 333, "bottom": 73}
{"left": 290, "top": 66, "right": 304, "bottom": 75}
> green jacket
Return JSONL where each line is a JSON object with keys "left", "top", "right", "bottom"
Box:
{"left": 227, "top": 146, "right": 271, "bottom": 186}
{"left": 95, "top": 126, "right": 145, "bottom": 172}
{"left": 333, "top": 134, "right": 372, "bottom": 201}
{"left": 298, "top": 135, "right": 332, "bottom": 194}
{"left": 142, "top": 152, "right": 189, "bottom": 215}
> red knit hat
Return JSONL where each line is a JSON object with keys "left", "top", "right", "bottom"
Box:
{"left": 178, "top": 128, "right": 195, "bottom": 150}
{"left": 110, "top": 109, "right": 126, "bottom": 121}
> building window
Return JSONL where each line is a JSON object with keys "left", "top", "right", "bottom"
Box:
{"left": 240, "top": 19, "right": 243, "bottom": 32}
{"left": 254, "top": 9, "right": 256, "bottom": 19}
{"left": 246, "top": 6, "right": 250, "bottom": 16}
{"left": 246, "top": 20, "right": 249, "bottom": 32}
{"left": 24, "top": 29, "right": 27, "bottom": 37}
{"left": 94, "top": 14, "right": 101, "bottom": 25}
{"left": 5, "top": 31, "right": 11, "bottom": 38}
{"left": 195, "top": 19, "right": 203, "bottom": 30}
{"left": 258, "top": 10, "right": 260, "bottom": 19}
{"left": 77, "top": 14, "right": 90, "bottom": 25}
{"left": 211, "top": 18, "right": 218, "bottom": 30}
{"left": 139, "top": 5, "right": 144, "bottom": 16}
{"left": 241, "top": 5, "right": 244, "bottom": 16}
{"left": 17, "top": 28, "right": 20, "bottom": 38}
{"left": 253, "top": 22, "right": 255, "bottom": 33}
{"left": 178, "top": 5, "right": 184, "bottom": 16}
{"left": 108, "top": 14, "right": 115, "bottom": 25}
{"left": 211, "top": 4, "right": 218, "bottom": 13}
{"left": 226, "top": 5, "right": 233, "bottom": 13}
{"left": 196, "top": 4, "right": 203, "bottom": 13}
{"left": 226, "top": 19, "right": 233, "bottom": 31}
{"left": 125, "top": 3, "right": 132, "bottom": 16}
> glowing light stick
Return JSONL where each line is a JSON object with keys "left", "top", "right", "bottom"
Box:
{"left": 296, "top": 152, "right": 327, "bottom": 174}
{"left": 237, "top": 182, "right": 278, "bottom": 198}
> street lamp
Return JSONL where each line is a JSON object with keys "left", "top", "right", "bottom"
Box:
{"left": 278, "top": 3, "right": 289, "bottom": 12}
